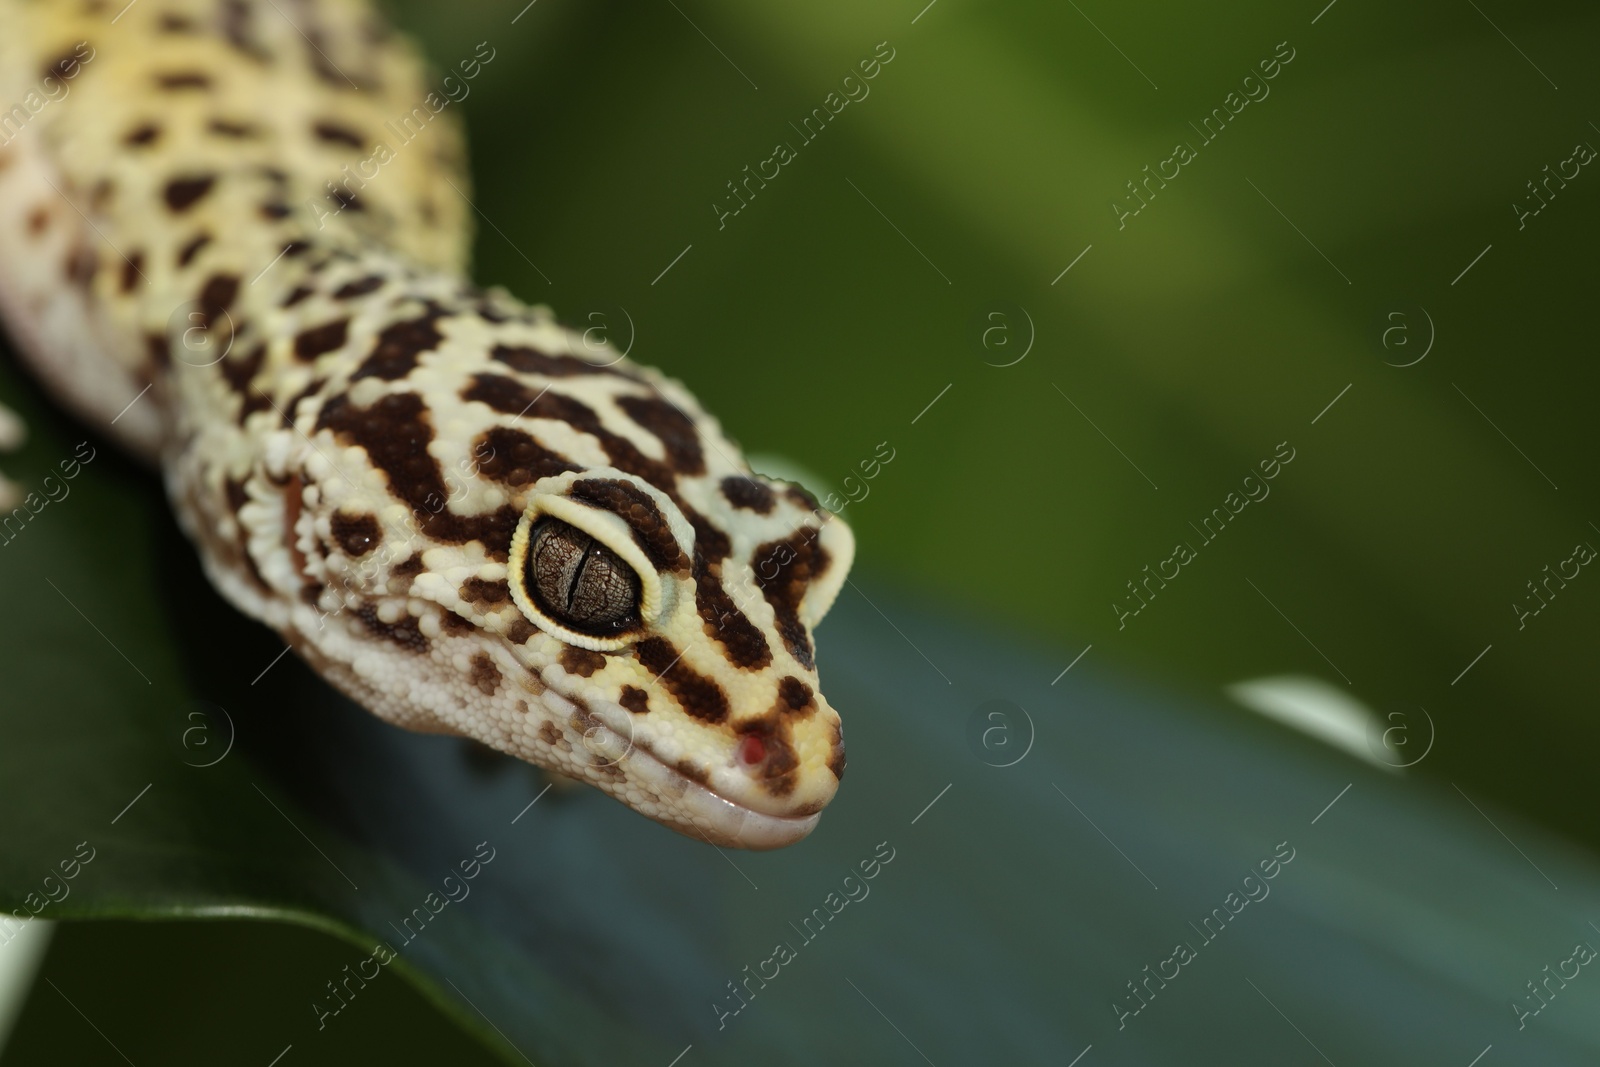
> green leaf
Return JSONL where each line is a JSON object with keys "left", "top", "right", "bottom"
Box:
{"left": 5, "top": 346, "right": 1600, "bottom": 1063}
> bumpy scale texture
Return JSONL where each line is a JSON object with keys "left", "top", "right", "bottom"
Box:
{"left": 0, "top": 0, "right": 853, "bottom": 848}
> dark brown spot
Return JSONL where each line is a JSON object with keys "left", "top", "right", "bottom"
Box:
{"left": 121, "top": 250, "right": 144, "bottom": 292}
{"left": 303, "top": 22, "right": 361, "bottom": 89}
{"left": 177, "top": 232, "right": 211, "bottom": 266}
{"left": 507, "top": 618, "right": 536, "bottom": 644}
{"left": 197, "top": 273, "right": 239, "bottom": 329}
{"left": 350, "top": 307, "right": 443, "bottom": 381}
{"left": 164, "top": 174, "right": 216, "bottom": 212}
{"left": 777, "top": 677, "right": 814, "bottom": 715}
{"left": 158, "top": 13, "right": 197, "bottom": 32}
{"left": 721, "top": 475, "right": 775, "bottom": 514}
{"left": 473, "top": 427, "right": 578, "bottom": 488}
{"left": 674, "top": 760, "right": 711, "bottom": 787}
{"left": 156, "top": 71, "right": 212, "bottom": 90}
{"left": 280, "top": 474, "right": 308, "bottom": 581}
{"left": 294, "top": 318, "right": 349, "bottom": 361}
{"left": 333, "top": 275, "right": 384, "bottom": 299}
{"left": 753, "top": 534, "right": 829, "bottom": 670}
{"left": 223, "top": 476, "right": 270, "bottom": 593}
{"left": 315, "top": 392, "right": 521, "bottom": 559}
{"left": 619, "top": 686, "right": 650, "bottom": 714}
{"left": 461, "top": 577, "right": 509, "bottom": 605}
{"left": 125, "top": 123, "right": 160, "bottom": 146}
{"left": 538, "top": 721, "right": 563, "bottom": 746}
{"left": 559, "top": 646, "right": 606, "bottom": 678}
{"left": 313, "top": 120, "right": 365, "bottom": 148}
{"left": 144, "top": 331, "right": 170, "bottom": 369}
{"left": 694, "top": 557, "right": 770, "bottom": 670}
{"left": 634, "top": 637, "right": 729, "bottom": 724}
{"left": 786, "top": 484, "right": 821, "bottom": 512}
{"left": 460, "top": 374, "right": 683, "bottom": 489}
{"left": 354, "top": 604, "right": 428, "bottom": 653}
{"left": 26, "top": 205, "right": 50, "bottom": 236}
{"left": 330, "top": 512, "right": 381, "bottom": 557}
{"left": 570, "top": 700, "right": 603, "bottom": 735}
{"left": 440, "top": 611, "right": 475, "bottom": 636}
{"left": 207, "top": 118, "right": 259, "bottom": 138}
{"left": 827, "top": 720, "right": 846, "bottom": 780}
{"left": 330, "top": 188, "right": 365, "bottom": 213}
{"left": 230, "top": 358, "right": 270, "bottom": 425}
{"left": 224, "top": 476, "right": 249, "bottom": 515}
{"left": 392, "top": 554, "right": 425, "bottom": 580}
{"left": 616, "top": 395, "right": 704, "bottom": 475}
{"left": 259, "top": 201, "right": 291, "bottom": 220}
{"left": 222, "top": 0, "right": 270, "bottom": 60}
{"left": 282, "top": 285, "right": 314, "bottom": 308}
{"left": 42, "top": 48, "right": 89, "bottom": 81}
{"left": 684, "top": 506, "right": 731, "bottom": 564}
{"left": 490, "top": 343, "right": 639, "bottom": 380}
{"left": 220, "top": 341, "right": 266, "bottom": 397}
{"left": 678, "top": 501, "right": 764, "bottom": 665}
{"left": 65, "top": 244, "right": 97, "bottom": 289}
{"left": 568, "top": 478, "right": 688, "bottom": 575}
{"left": 469, "top": 653, "right": 502, "bottom": 696}
{"left": 278, "top": 377, "right": 325, "bottom": 429}
{"left": 460, "top": 374, "right": 545, "bottom": 416}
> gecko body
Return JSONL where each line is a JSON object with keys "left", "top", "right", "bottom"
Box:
{"left": 0, "top": 0, "right": 852, "bottom": 848}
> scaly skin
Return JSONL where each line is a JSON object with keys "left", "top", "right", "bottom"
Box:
{"left": 0, "top": 0, "right": 853, "bottom": 848}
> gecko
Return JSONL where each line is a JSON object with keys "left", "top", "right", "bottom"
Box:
{"left": 0, "top": 0, "right": 853, "bottom": 849}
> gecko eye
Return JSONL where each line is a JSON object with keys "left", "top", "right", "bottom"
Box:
{"left": 524, "top": 517, "right": 642, "bottom": 636}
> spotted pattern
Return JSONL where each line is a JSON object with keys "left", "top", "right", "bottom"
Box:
{"left": 0, "top": 0, "right": 853, "bottom": 850}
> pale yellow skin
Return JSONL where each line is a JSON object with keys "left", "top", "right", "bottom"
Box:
{"left": 0, "top": 0, "right": 853, "bottom": 848}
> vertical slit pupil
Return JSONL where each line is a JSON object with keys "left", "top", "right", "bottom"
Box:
{"left": 566, "top": 538, "right": 596, "bottom": 612}
{"left": 526, "top": 518, "right": 641, "bottom": 635}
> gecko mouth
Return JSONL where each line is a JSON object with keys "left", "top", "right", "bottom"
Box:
{"left": 653, "top": 762, "right": 822, "bottom": 850}
{"left": 550, "top": 690, "right": 821, "bottom": 849}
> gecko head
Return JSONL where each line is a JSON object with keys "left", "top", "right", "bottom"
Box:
{"left": 279, "top": 336, "right": 853, "bottom": 849}
{"left": 492, "top": 467, "right": 854, "bottom": 848}
{"left": 299, "top": 460, "right": 852, "bottom": 849}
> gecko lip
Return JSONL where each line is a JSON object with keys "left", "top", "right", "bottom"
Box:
{"left": 624, "top": 731, "right": 822, "bottom": 850}
{"left": 551, "top": 689, "right": 821, "bottom": 849}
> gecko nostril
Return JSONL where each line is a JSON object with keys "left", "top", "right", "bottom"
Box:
{"left": 737, "top": 734, "right": 767, "bottom": 767}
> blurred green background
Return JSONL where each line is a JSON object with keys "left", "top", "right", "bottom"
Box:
{"left": 6, "top": 0, "right": 1600, "bottom": 1061}
{"left": 400, "top": 0, "right": 1600, "bottom": 847}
